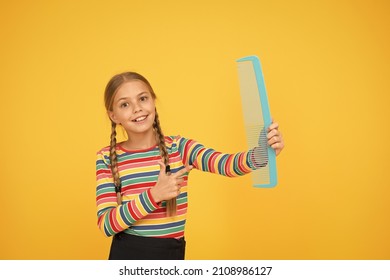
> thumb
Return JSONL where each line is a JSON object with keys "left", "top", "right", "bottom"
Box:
{"left": 157, "top": 160, "right": 166, "bottom": 175}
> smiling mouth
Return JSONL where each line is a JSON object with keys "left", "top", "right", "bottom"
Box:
{"left": 132, "top": 115, "right": 148, "bottom": 122}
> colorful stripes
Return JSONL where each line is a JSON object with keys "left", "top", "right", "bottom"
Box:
{"left": 96, "top": 135, "right": 258, "bottom": 238}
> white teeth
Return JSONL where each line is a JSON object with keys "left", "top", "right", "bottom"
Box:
{"left": 134, "top": 116, "right": 147, "bottom": 122}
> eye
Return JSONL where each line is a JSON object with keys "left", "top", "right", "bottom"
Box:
{"left": 140, "top": 96, "right": 148, "bottom": 102}
{"left": 120, "top": 102, "right": 129, "bottom": 108}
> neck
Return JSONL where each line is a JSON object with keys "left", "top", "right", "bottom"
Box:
{"left": 124, "top": 130, "right": 157, "bottom": 150}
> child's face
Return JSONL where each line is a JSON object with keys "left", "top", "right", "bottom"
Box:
{"left": 109, "top": 80, "right": 156, "bottom": 137}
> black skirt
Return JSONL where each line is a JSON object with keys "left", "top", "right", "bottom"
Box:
{"left": 108, "top": 232, "right": 186, "bottom": 260}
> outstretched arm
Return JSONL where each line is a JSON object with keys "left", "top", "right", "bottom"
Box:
{"left": 177, "top": 121, "right": 284, "bottom": 177}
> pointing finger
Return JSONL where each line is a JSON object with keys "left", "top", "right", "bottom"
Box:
{"left": 173, "top": 165, "right": 193, "bottom": 178}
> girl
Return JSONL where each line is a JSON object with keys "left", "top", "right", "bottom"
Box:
{"left": 96, "top": 72, "right": 284, "bottom": 260}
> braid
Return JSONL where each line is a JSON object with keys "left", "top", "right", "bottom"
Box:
{"left": 154, "top": 110, "right": 176, "bottom": 216}
{"left": 109, "top": 121, "right": 122, "bottom": 205}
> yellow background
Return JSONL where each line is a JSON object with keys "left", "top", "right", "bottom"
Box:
{"left": 1, "top": 0, "right": 389, "bottom": 259}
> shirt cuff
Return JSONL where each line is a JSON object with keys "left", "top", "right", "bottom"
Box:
{"left": 146, "top": 188, "right": 160, "bottom": 209}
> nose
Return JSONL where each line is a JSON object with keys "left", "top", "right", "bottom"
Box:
{"left": 133, "top": 101, "right": 142, "bottom": 113}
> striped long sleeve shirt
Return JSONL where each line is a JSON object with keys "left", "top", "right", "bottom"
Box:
{"left": 96, "top": 135, "right": 261, "bottom": 239}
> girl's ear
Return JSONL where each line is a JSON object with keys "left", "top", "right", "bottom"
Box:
{"left": 108, "top": 110, "right": 120, "bottom": 124}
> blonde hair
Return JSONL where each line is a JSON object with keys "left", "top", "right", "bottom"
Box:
{"left": 104, "top": 72, "right": 176, "bottom": 216}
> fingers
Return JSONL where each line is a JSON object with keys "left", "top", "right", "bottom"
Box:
{"left": 267, "top": 119, "right": 280, "bottom": 142}
{"left": 267, "top": 130, "right": 281, "bottom": 146}
{"left": 176, "top": 177, "right": 184, "bottom": 185}
{"left": 176, "top": 185, "right": 182, "bottom": 196}
{"left": 267, "top": 122, "right": 280, "bottom": 142}
{"left": 270, "top": 141, "right": 283, "bottom": 151}
{"left": 173, "top": 165, "right": 193, "bottom": 178}
{"left": 268, "top": 121, "right": 279, "bottom": 132}
{"left": 267, "top": 120, "right": 284, "bottom": 156}
{"left": 170, "top": 178, "right": 184, "bottom": 197}
{"left": 153, "top": 162, "right": 193, "bottom": 202}
{"left": 169, "top": 166, "right": 192, "bottom": 197}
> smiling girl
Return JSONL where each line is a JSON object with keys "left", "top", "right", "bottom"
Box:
{"left": 96, "top": 72, "right": 284, "bottom": 260}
